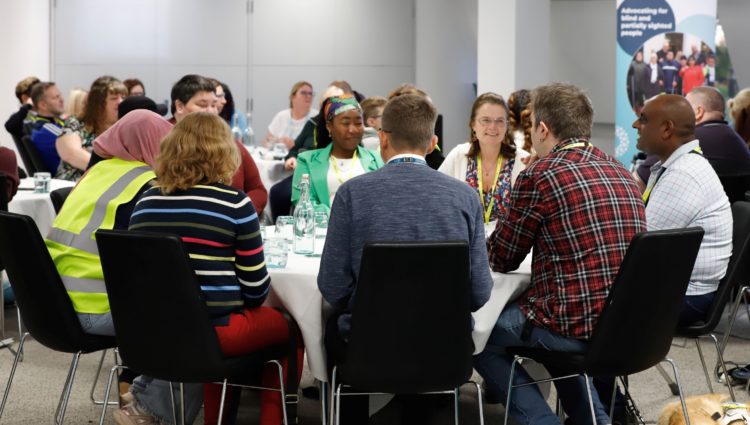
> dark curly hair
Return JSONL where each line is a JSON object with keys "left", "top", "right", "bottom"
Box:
{"left": 508, "top": 89, "right": 532, "bottom": 152}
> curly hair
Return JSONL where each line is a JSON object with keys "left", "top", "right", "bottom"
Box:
{"left": 467, "top": 92, "right": 516, "bottom": 160}
{"left": 155, "top": 112, "right": 239, "bottom": 194}
{"left": 508, "top": 89, "right": 532, "bottom": 152}
{"left": 729, "top": 89, "right": 750, "bottom": 147}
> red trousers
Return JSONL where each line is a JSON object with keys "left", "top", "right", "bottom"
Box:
{"left": 203, "top": 307, "right": 304, "bottom": 425}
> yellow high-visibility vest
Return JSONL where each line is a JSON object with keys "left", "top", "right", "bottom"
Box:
{"left": 46, "top": 158, "right": 155, "bottom": 313}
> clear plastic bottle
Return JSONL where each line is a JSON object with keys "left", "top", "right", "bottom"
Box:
{"left": 293, "top": 174, "right": 315, "bottom": 254}
{"left": 230, "top": 113, "right": 242, "bottom": 143}
{"left": 243, "top": 112, "right": 255, "bottom": 148}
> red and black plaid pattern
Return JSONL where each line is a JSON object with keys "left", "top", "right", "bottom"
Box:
{"left": 487, "top": 138, "right": 646, "bottom": 339}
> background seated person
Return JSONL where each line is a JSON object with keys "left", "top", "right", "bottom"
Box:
{"left": 291, "top": 94, "right": 382, "bottom": 214}
{"left": 123, "top": 112, "right": 302, "bottom": 425}
{"left": 263, "top": 81, "right": 318, "bottom": 150}
{"left": 359, "top": 96, "right": 387, "bottom": 151}
{"left": 27, "top": 82, "right": 66, "bottom": 173}
{"left": 56, "top": 76, "right": 126, "bottom": 181}
{"left": 439, "top": 92, "right": 528, "bottom": 226}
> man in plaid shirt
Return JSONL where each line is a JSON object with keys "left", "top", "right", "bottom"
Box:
{"left": 475, "top": 83, "right": 646, "bottom": 425}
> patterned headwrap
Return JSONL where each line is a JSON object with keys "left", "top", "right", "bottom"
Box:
{"left": 324, "top": 93, "right": 362, "bottom": 122}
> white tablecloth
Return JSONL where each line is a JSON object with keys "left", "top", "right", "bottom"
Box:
{"left": 8, "top": 178, "right": 76, "bottom": 237}
{"left": 247, "top": 147, "right": 293, "bottom": 190}
{"left": 263, "top": 234, "right": 532, "bottom": 382}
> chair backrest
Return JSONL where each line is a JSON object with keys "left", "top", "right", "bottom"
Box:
{"left": 0, "top": 211, "right": 104, "bottom": 352}
{"left": 11, "top": 134, "right": 47, "bottom": 175}
{"left": 50, "top": 186, "right": 73, "bottom": 214}
{"left": 718, "top": 175, "right": 750, "bottom": 205}
{"left": 585, "top": 227, "right": 704, "bottom": 376}
{"left": 0, "top": 174, "right": 7, "bottom": 212}
{"left": 691, "top": 201, "right": 750, "bottom": 331}
{"left": 340, "top": 241, "right": 474, "bottom": 393}
{"left": 95, "top": 229, "right": 228, "bottom": 383}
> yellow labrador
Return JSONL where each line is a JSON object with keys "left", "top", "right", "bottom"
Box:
{"left": 657, "top": 394, "right": 747, "bottom": 425}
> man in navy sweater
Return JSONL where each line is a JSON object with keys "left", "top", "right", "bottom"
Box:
{"left": 318, "top": 93, "right": 493, "bottom": 422}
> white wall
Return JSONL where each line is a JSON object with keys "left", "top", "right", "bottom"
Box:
{"left": 0, "top": 0, "right": 50, "bottom": 158}
{"left": 416, "top": 0, "right": 477, "bottom": 152}
{"left": 718, "top": 0, "right": 750, "bottom": 89}
{"left": 549, "top": 0, "right": 615, "bottom": 124}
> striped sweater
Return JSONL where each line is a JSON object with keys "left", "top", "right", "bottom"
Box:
{"left": 129, "top": 183, "right": 269, "bottom": 326}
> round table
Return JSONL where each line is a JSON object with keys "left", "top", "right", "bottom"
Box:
{"left": 8, "top": 178, "right": 76, "bottom": 237}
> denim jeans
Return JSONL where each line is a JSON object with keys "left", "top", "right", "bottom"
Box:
{"left": 474, "top": 303, "right": 610, "bottom": 425}
{"left": 131, "top": 376, "right": 203, "bottom": 425}
{"left": 78, "top": 312, "right": 116, "bottom": 336}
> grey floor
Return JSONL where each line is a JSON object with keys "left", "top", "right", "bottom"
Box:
{"left": 0, "top": 303, "right": 748, "bottom": 425}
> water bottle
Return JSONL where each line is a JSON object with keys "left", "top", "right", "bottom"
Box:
{"left": 243, "top": 112, "right": 255, "bottom": 148}
{"left": 293, "top": 174, "right": 315, "bottom": 254}
{"left": 230, "top": 113, "right": 242, "bottom": 143}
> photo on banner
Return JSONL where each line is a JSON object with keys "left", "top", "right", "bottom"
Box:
{"left": 614, "top": 0, "right": 717, "bottom": 166}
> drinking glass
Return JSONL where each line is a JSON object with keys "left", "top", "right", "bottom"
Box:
{"left": 33, "top": 172, "right": 51, "bottom": 193}
{"left": 275, "top": 215, "right": 294, "bottom": 242}
{"left": 312, "top": 212, "right": 328, "bottom": 257}
{"left": 264, "top": 237, "right": 288, "bottom": 268}
{"left": 271, "top": 142, "right": 289, "bottom": 159}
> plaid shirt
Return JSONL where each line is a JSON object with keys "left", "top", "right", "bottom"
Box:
{"left": 487, "top": 138, "right": 646, "bottom": 340}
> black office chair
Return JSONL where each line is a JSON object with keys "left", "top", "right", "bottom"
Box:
{"left": 504, "top": 228, "right": 704, "bottom": 425}
{"left": 0, "top": 211, "right": 118, "bottom": 424}
{"left": 95, "top": 229, "right": 299, "bottom": 425}
{"left": 656, "top": 201, "right": 750, "bottom": 401}
{"left": 11, "top": 134, "right": 48, "bottom": 176}
{"left": 50, "top": 186, "right": 74, "bottom": 214}
{"left": 718, "top": 175, "right": 750, "bottom": 204}
{"left": 330, "top": 241, "right": 483, "bottom": 425}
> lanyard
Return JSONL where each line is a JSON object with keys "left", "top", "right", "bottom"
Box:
{"left": 388, "top": 157, "right": 427, "bottom": 166}
{"left": 330, "top": 149, "right": 359, "bottom": 184}
{"left": 642, "top": 147, "right": 703, "bottom": 206}
{"left": 477, "top": 155, "right": 504, "bottom": 224}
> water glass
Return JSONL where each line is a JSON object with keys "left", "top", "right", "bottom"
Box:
{"left": 264, "top": 237, "right": 289, "bottom": 268}
{"left": 275, "top": 215, "right": 294, "bottom": 242}
{"left": 33, "top": 172, "right": 51, "bottom": 193}
{"left": 271, "top": 142, "right": 289, "bottom": 159}
{"left": 312, "top": 212, "right": 328, "bottom": 257}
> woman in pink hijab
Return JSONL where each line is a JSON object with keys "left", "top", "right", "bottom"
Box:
{"left": 48, "top": 109, "right": 172, "bottom": 337}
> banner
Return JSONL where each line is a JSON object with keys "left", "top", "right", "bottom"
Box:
{"left": 614, "top": 0, "right": 717, "bottom": 165}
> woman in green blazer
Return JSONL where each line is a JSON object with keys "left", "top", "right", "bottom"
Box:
{"left": 291, "top": 94, "right": 383, "bottom": 213}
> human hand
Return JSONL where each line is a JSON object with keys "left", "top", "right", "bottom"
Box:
{"left": 284, "top": 157, "right": 297, "bottom": 170}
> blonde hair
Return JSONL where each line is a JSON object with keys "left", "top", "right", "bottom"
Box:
{"left": 64, "top": 88, "right": 88, "bottom": 120}
{"left": 289, "top": 81, "right": 312, "bottom": 108}
{"left": 728, "top": 89, "right": 750, "bottom": 145}
{"left": 155, "top": 112, "right": 239, "bottom": 194}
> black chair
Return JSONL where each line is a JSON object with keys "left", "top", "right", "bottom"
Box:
{"left": 504, "top": 228, "right": 704, "bottom": 425}
{"left": 330, "top": 241, "right": 483, "bottom": 425}
{"left": 11, "top": 134, "right": 48, "bottom": 176}
{"left": 658, "top": 201, "right": 750, "bottom": 401}
{"left": 95, "top": 229, "right": 299, "bottom": 425}
{"left": 50, "top": 186, "right": 74, "bottom": 214}
{"left": 718, "top": 175, "right": 750, "bottom": 204}
{"left": 0, "top": 211, "right": 118, "bottom": 424}
{"left": 0, "top": 174, "right": 7, "bottom": 212}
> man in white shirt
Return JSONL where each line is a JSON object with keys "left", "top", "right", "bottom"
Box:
{"left": 632, "top": 94, "right": 731, "bottom": 325}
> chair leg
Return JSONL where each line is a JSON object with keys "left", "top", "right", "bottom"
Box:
{"left": 98, "top": 364, "right": 123, "bottom": 425}
{"left": 583, "top": 373, "right": 597, "bottom": 425}
{"left": 319, "top": 380, "right": 329, "bottom": 425}
{"left": 503, "top": 356, "right": 522, "bottom": 425}
{"left": 472, "top": 381, "right": 485, "bottom": 425}
{"left": 15, "top": 308, "right": 22, "bottom": 362}
{"left": 0, "top": 332, "right": 28, "bottom": 419}
{"left": 694, "top": 338, "right": 714, "bottom": 393}
{"left": 169, "top": 382, "right": 178, "bottom": 425}
{"left": 453, "top": 388, "right": 460, "bottom": 425}
{"left": 609, "top": 377, "right": 618, "bottom": 419}
{"left": 662, "top": 358, "right": 691, "bottom": 425}
{"left": 268, "top": 359, "right": 292, "bottom": 425}
{"left": 179, "top": 382, "right": 186, "bottom": 425}
{"left": 721, "top": 286, "right": 749, "bottom": 353}
{"left": 89, "top": 349, "right": 117, "bottom": 406}
{"left": 55, "top": 351, "right": 82, "bottom": 425}
{"left": 335, "top": 384, "right": 342, "bottom": 425}
{"left": 708, "top": 334, "right": 736, "bottom": 402}
{"left": 216, "top": 380, "right": 229, "bottom": 425}
{"left": 329, "top": 367, "right": 338, "bottom": 425}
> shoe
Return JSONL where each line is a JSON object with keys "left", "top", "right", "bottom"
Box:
{"left": 119, "top": 391, "right": 134, "bottom": 407}
{"left": 112, "top": 402, "right": 160, "bottom": 425}
{"left": 611, "top": 408, "right": 639, "bottom": 425}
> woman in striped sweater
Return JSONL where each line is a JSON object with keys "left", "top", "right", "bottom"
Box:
{"left": 118, "top": 112, "right": 301, "bottom": 425}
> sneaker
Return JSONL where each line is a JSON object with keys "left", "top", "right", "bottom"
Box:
{"left": 112, "top": 402, "right": 160, "bottom": 425}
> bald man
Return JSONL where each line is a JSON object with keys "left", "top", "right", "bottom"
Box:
{"left": 686, "top": 87, "right": 750, "bottom": 176}
{"left": 633, "top": 94, "right": 731, "bottom": 325}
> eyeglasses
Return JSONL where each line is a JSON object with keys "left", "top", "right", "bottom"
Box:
{"left": 298, "top": 91, "right": 314, "bottom": 97}
{"left": 477, "top": 117, "right": 507, "bottom": 127}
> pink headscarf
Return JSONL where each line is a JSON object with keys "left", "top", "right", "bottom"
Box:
{"left": 93, "top": 109, "right": 173, "bottom": 168}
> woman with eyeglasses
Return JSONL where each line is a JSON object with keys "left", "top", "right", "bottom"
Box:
{"left": 439, "top": 92, "right": 528, "bottom": 225}
{"left": 263, "top": 81, "right": 318, "bottom": 149}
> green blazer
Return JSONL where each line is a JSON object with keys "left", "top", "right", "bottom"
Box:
{"left": 291, "top": 144, "right": 383, "bottom": 213}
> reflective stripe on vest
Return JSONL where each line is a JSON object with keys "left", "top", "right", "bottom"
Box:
{"left": 46, "top": 158, "right": 155, "bottom": 314}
